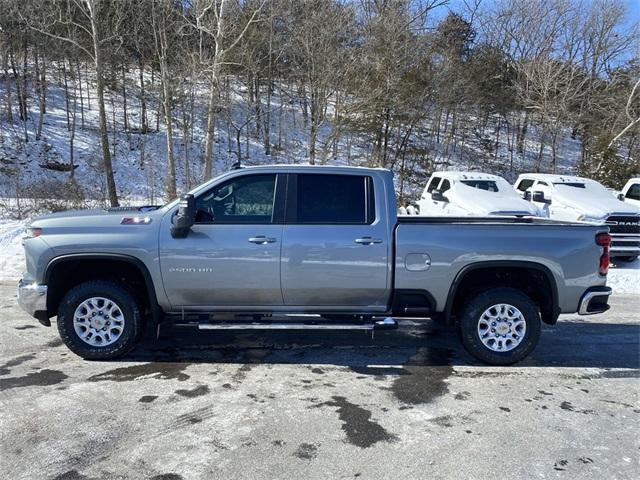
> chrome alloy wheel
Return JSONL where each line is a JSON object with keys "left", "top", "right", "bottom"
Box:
{"left": 477, "top": 303, "right": 526, "bottom": 352}
{"left": 73, "top": 297, "right": 125, "bottom": 347}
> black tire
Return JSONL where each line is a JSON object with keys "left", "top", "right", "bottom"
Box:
{"left": 458, "top": 287, "right": 541, "bottom": 365}
{"left": 57, "top": 280, "right": 143, "bottom": 360}
{"left": 613, "top": 256, "right": 638, "bottom": 263}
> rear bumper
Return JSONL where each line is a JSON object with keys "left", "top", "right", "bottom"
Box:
{"left": 578, "top": 286, "right": 612, "bottom": 315}
{"left": 17, "top": 279, "right": 50, "bottom": 326}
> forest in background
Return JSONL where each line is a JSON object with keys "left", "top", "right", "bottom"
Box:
{"left": 0, "top": 0, "right": 638, "bottom": 212}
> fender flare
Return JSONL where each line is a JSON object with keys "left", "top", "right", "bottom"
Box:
{"left": 44, "top": 253, "right": 163, "bottom": 324}
{"left": 443, "top": 260, "right": 560, "bottom": 324}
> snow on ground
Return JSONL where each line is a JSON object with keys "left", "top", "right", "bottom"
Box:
{"left": 608, "top": 258, "right": 640, "bottom": 295}
{"left": 0, "top": 219, "right": 26, "bottom": 282}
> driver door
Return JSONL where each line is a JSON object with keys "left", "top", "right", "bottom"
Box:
{"left": 159, "top": 173, "right": 285, "bottom": 308}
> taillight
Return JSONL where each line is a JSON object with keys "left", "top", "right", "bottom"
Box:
{"left": 596, "top": 233, "right": 611, "bottom": 276}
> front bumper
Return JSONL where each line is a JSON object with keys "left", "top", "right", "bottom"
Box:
{"left": 17, "top": 279, "right": 50, "bottom": 326}
{"left": 578, "top": 286, "right": 612, "bottom": 315}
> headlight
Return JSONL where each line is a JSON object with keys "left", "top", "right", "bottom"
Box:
{"left": 577, "top": 214, "right": 606, "bottom": 224}
{"left": 21, "top": 227, "right": 43, "bottom": 244}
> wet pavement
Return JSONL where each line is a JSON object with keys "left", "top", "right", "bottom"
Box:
{"left": 1, "top": 284, "right": 638, "bottom": 479}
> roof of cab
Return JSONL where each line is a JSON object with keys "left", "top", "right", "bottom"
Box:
{"left": 516, "top": 173, "right": 591, "bottom": 183}
{"left": 239, "top": 164, "right": 389, "bottom": 174}
{"left": 430, "top": 171, "right": 505, "bottom": 181}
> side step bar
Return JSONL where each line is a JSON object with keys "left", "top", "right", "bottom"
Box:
{"left": 197, "top": 317, "right": 398, "bottom": 332}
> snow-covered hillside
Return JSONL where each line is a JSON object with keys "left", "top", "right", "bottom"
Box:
{"left": 1, "top": 63, "right": 588, "bottom": 217}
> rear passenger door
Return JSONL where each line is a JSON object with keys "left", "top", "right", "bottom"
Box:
{"left": 280, "top": 173, "right": 390, "bottom": 310}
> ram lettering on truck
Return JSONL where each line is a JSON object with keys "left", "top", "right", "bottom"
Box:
{"left": 18, "top": 166, "right": 612, "bottom": 365}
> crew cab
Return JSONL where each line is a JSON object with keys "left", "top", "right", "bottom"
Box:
{"left": 417, "top": 171, "right": 540, "bottom": 217}
{"left": 18, "top": 166, "right": 613, "bottom": 365}
{"left": 618, "top": 178, "right": 640, "bottom": 208}
{"left": 514, "top": 173, "right": 640, "bottom": 262}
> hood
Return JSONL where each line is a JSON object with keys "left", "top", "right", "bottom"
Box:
{"left": 552, "top": 185, "right": 640, "bottom": 218}
{"left": 449, "top": 183, "right": 540, "bottom": 216}
{"left": 30, "top": 206, "right": 163, "bottom": 229}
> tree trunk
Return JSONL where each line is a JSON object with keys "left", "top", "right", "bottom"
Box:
{"left": 494, "top": 118, "right": 502, "bottom": 162}
{"left": 182, "top": 99, "right": 191, "bottom": 190}
{"left": 85, "top": 62, "right": 91, "bottom": 110}
{"left": 9, "top": 52, "right": 28, "bottom": 142}
{"left": 309, "top": 124, "right": 317, "bottom": 165}
{"left": 69, "top": 60, "right": 78, "bottom": 178}
{"left": 121, "top": 64, "right": 129, "bottom": 133}
{"left": 111, "top": 94, "right": 117, "bottom": 158}
{"left": 203, "top": 79, "right": 217, "bottom": 180}
{"left": 63, "top": 62, "right": 71, "bottom": 131}
{"left": 77, "top": 60, "right": 84, "bottom": 129}
{"left": 34, "top": 47, "right": 47, "bottom": 140}
{"left": 517, "top": 111, "right": 528, "bottom": 155}
{"left": 300, "top": 83, "right": 308, "bottom": 127}
{"left": 161, "top": 70, "right": 176, "bottom": 200}
{"left": 2, "top": 53, "right": 14, "bottom": 125}
{"left": 94, "top": 60, "right": 118, "bottom": 205}
{"left": 138, "top": 57, "right": 147, "bottom": 132}
{"left": 236, "top": 128, "right": 242, "bottom": 162}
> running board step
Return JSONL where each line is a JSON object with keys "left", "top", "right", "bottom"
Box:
{"left": 197, "top": 317, "right": 398, "bottom": 331}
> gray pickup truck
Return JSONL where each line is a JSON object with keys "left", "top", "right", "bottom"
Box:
{"left": 18, "top": 165, "right": 613, "bottom": 364}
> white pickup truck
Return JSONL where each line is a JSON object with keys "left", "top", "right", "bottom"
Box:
{"left": 417, "top": 172, "right": 540, "bottom": 217}
{"left": 515, "top": 173, "right": 640, "bottom": 261}
{"left": 618, "top": 178, "right": 640, "bottom": 208}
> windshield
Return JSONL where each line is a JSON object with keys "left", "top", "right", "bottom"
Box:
{"left": 554, "top": 180, "right": 609, "bottom": 195}
{"left": 553, "top": 182, "right": 585, "bottom": 188}
{"left": 461, "top": 180, "right": 499, "bottom": 192}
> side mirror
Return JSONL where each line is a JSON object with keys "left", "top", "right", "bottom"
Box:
{"left": 523, "top": 190, "right": 532, "bottom": 201}
{"left": 532, "top": 191, "right": 551, "bottom": 204}
{"left": 431, "top": 190, "right": 448, "bottom": 202}
{"left": 171, "top": 194, "right": 195, "bottom": 238}
{"left": 617, "top": 193, "right": 625, "bottom": 201}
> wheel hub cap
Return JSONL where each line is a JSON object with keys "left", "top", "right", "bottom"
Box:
{"left": 477, "top": 303, "right": 526, "bottom": 352}
{"left": 73, "top": 297, "right": 125, "bottom": 347}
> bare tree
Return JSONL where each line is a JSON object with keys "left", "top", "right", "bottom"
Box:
{"left": 22, "top": 0, "right": 124, "bottom": 206}
{"left": 188, "top": 0, "right": 266, "bottom": 179}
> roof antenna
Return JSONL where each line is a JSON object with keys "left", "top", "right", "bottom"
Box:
{"left": 231, "top": 161, "right": 243, "bottom": 170}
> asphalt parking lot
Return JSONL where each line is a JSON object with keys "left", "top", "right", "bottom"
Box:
{"left": 1, "top": 283, "right": 638, "bottom": 480}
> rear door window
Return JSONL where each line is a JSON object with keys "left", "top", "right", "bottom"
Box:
{"left": 290, "top": 174, "right": 373, "bottom": 224}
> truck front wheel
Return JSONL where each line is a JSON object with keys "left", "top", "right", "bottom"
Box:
{"left": 458, "top": 288, "right": 541, "bottom": 365}
{"left": 57, "top": 280, "right": 143, "bottom": 360}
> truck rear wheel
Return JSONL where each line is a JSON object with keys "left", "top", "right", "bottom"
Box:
{"left": 57, "top": 280, "right": 143, "bottom": 360}
{"left": 458, "top": 288, "right": 541, "bottom": 365}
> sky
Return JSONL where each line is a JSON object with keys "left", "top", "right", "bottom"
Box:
{"left": 430, "top": 0, "right": 640, "bottom": 27}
